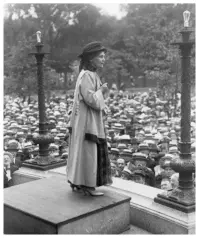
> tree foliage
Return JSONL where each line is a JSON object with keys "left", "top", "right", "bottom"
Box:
{"left": 4, "top": 3, "right": 195, "bottom": 98}
{"left": 110, "top": 3, "right": 195, "bottom": 91}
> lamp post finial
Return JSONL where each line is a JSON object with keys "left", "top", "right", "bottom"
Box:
{"left": 183, "top": 10, "right": 190, "bottom": 28}
{"left": 36, "top": 31, "right": 41, "bottom": 43}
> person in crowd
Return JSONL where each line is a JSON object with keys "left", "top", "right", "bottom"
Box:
{"left": 161, "top": 157, "right": 175, "bottom": 178}
{"left": 161, "top": 177, "right": 172, "bottom": 191}
{"left": 170, "top": 173, "right": 179, "bottom": 189}
{"left": 131, "top": 169, "right": 146, "bottom": 185}
{"left": 136, "top": 131, "right": 145, "bottom": 143}
{"left": 121, "top": 167, "right": 132, "bottom": 180}
{"left": 137, "top": 143, "right": 150, "bottom": 156}
{"left": 4, "top": 152, "right": 20, "bottom": 188}
{"left": 115, "top": 158, "right": 125, "bottom": 177}
{"left": 110, "top": 162, "right": 117, "bottom": 177}
{"left": 160, "top": 177, "right": 172, "bottom": 196}
{"left": 130, "top": 137, "right": 139, "bottom": 153}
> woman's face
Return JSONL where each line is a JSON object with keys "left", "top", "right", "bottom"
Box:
{"left": 91, "top": 51, "right": 106, "bottom": 69}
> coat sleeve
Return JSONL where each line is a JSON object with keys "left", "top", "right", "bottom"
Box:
{"left": 80, "top": 72, "right": 105, "bottom": 110}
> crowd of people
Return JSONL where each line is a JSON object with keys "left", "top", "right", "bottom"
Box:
{"left": 4, "top": 88, "right": 196, "bottom": 193}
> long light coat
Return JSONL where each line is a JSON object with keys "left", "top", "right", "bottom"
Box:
{"left": 67, "top": 70, "right": 106, "bottom": 187}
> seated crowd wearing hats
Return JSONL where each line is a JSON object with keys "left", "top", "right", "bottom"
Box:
{"left": 105, "top": 89, "right": 195, "bottom": 190}
{"left": 3, "top": 95, "right": 71, "bottom": 188}
{"left": 4, "top": 88, "right": 195, "bottom": 190}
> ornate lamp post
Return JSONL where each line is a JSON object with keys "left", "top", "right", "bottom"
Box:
{"left": 154, "top": 11, "right": 195, "bottom": 213}
{"left": 23, "top": 31, "right": 66, "bottom": 170}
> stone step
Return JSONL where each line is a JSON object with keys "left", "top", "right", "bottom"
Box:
{"left": 121, "top": 224, "right": 152, "bottom": 234}
{"left": 4, "top": 176, "right": 131, "bottom": 234}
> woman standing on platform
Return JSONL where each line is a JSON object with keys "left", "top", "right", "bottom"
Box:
{"left": 67, "top": 41, "right": 112, "bottom": 196}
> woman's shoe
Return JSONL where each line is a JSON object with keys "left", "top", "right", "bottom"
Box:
{"left": 81, "top": 186, "right": 95, "bottom": 191}
{"left": 81, "top": 187, "right": 104, "bottom": 196}
{"left": 70, "top": 183, "right": 81, "bottom": 192}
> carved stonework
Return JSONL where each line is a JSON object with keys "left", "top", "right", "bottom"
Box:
{"left": 34, "top": 154, "right": 60, "bottom": 165}
{"left": 33, "top": 133, "right": 54, "bottom": 145}
{"left": 168, "top": 187, "right": 195, "bottom": 204}
{"left": 170, "top": 158, "right": 195, "bottom": 173}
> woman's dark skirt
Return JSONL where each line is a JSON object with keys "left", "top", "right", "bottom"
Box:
{"left": 68, "top": 126, "right": 112, "bottom": 188}
{"left": 96, "top": 138, "right": 112, "bottom": 186}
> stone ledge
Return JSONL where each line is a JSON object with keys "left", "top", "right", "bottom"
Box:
{"left": 12, "top": 166, "right": 65, "bottom": 185}
{"left": 109, "top": 178, "right": 195, "bottom": 234}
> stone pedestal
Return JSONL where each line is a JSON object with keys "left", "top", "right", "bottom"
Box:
{"left": 4, "top": 176, "right": 131, "bottom": 234}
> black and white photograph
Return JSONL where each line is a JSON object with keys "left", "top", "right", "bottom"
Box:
{"left": 3, "top": 0, "right": 196, "bottom": 234}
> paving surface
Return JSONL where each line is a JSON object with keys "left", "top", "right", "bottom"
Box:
{"left": 122, "top": 224, "right": 152, "bottom": 234}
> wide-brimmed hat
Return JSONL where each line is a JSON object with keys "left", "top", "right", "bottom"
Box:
{"left": 110, "top": 148, "right": 120, "bottom": 155}
{"left": 78, "top": 41, "right": 107, "bottom": 58}
{"left": 122, "top": 167, "right": 132, "bottom": 176}
{"left": 169, "top": 146, "right": 178, "bottom": 154}
{"left": 138, "top": 143, "right": 149, "bottom": 152}
{"left": 132, "top": 152, "right": 148, "bottom": 161}
{"left": 159, "top": 154, "right": 174, "bottom": 168}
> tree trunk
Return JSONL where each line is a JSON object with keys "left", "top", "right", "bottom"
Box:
{"left": 64, "top": 72, "right": 68, "bottom": 90}
{"left": 143, "top": 76, "right": 147, "bottom": 87}
{"left": 117, "top": 72, "right": 121, "bottom": 90}
{"left": 46, "top": 85, "right": 50, "bottom": 103}
{"left": 28, "top": 95, "right": 31, "bottom": 104}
